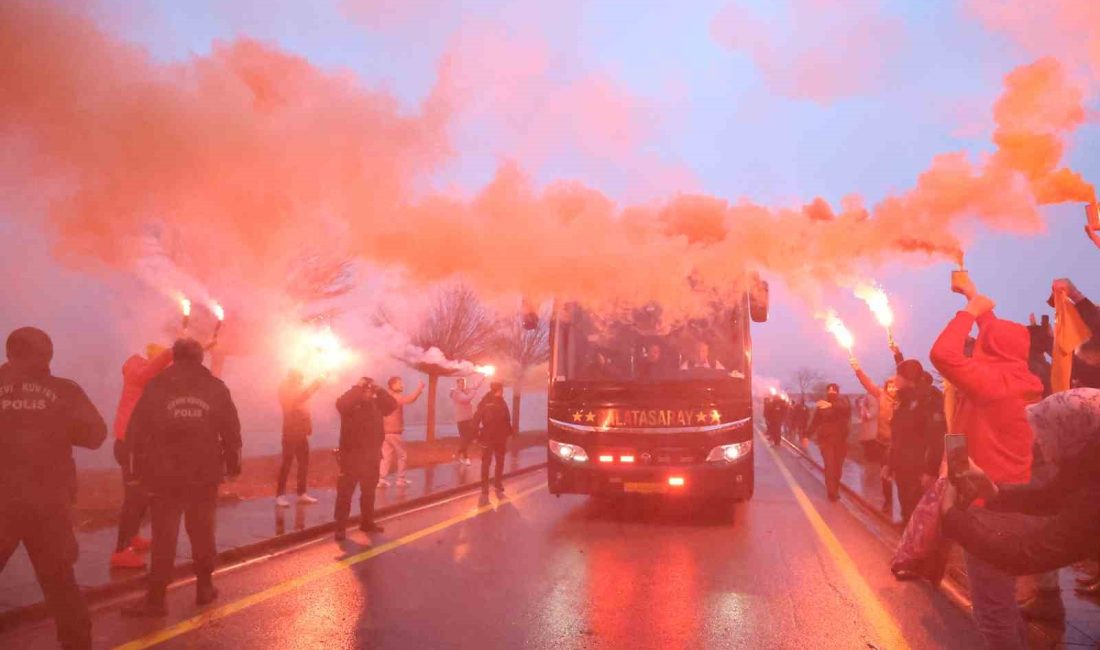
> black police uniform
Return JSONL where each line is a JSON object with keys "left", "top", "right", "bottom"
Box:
{"left": 0, "top": 330, "right": 108, "bottom": 650}
{"left": 334, "top": 384, "right": 397, "bottom": 531}
{"left": 474, "top": 393, "right": 513, "bottom": 490}
{"left": 126, "top": 359, "right": 241, "bottom": 606}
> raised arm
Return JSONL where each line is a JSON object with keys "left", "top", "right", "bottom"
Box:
{"left": 930, "top": 301, "right": 1007, "bottom": 400}
{"left": 336, "top": 386, "right": 365, "bottom": 416}
{"left": 395, "top": 382, "right": 425, "bottom": 405}
{"left": 890, "top": 344, "right": 905, "bottom": 367}
{"left": 943, "top": 496, "right": 1100, "bottom": 576}
{"left": 852, "top": 363, "right": 881, "bottom": 398}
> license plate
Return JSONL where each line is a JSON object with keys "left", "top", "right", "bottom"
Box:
{"left": 624, "top": 482, "right": 667, "bottom": 494}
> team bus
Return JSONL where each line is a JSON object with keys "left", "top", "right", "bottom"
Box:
{"left": 545, "top": 281, "right": 768, "bottom": 504}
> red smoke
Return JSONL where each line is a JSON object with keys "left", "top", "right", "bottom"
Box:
{"left": 0, "top": 0, "right": 1094, "bottom": 320}
{"left": 711, "top": 0, "right": 905, "bottom": 103}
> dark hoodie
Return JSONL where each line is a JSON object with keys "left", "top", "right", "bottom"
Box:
{"left": 0, "top": 328, "right": 107, "bottom": 505}
{"left": 474, "top": 392, "right": 514, "bottom": 444}
{"left": 127, "top": 358, "right": 242, "bottom": 492}
{"left": 931, "top": 311, "right": 1044, "bottom": 484}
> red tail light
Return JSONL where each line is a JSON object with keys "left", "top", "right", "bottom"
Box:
{"left": 598, "top": 455, "right": 614, "bottom": 463}
{"left": 620, "top": 455, "right": 635, "bottom": 463}
{"left": 668, "top": 476, "right": 685, "bottom": 487}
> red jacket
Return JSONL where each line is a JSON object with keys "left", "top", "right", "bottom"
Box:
{"left": 113, "top": 349, "right": 173, "bottom": 440}
{"left": 930, "top": 311, "right": 1043, "bottom": 485}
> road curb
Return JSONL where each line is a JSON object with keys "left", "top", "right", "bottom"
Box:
{"left": 0, "top": 460, "right": 547, "bottom": 631}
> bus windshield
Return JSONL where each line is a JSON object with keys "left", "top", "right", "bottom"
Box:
{"left": 551, "top": 301, "right": 748, "bottom": 384}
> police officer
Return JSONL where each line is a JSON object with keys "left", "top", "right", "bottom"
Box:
{"left": 122, "top": 338, "right": 241, "bottom": 617}
{"left": 0, "top": 327, "right": 107, "bottom": 650}
{"left": 334, "top": 377, "right": 397, "bottom": 540}
{"left": 474, "top": 382, "right": 513, "bottom": 495}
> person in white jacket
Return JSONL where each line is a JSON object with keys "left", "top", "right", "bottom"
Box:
{"left": 450, "top": 376, "right": 483, "bottom": 465}
{"left": 378, "top": 376, "right": 424, "bottom": 487}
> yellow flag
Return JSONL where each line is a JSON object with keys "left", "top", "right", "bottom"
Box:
{"left": 1052, "top": 291, "right": 1092, "bottom": 393}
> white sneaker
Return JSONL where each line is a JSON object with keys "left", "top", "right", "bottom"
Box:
{"left": 297, "top": 493, "right": 318, "bottom": 504}
{"left": 377, "top": 479, "right": 391, "bottom": 488}
{"left": 275, "top": 496, "right": 290, "bottom": 507}
{"left": 395, "top": 478, "right": 411, "bottom": 486}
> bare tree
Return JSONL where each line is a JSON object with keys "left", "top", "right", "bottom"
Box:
{"left": 285, "top": 255, "right": 355, "bottom": 322}
{"left": 791, "top": 367, "right": 826, "bottom": 401}
{"left": 404, "top": 285, "right": 501, "bottom": 442}
{"left": 499, "top": 310, "right": 550, "bottom": 431}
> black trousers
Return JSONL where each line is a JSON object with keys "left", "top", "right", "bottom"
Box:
{"left": 481, "top": 441, "right": 507, "bottom": 488}
{"left": 766, "top": 420, "right": 782, "bottom": 445}
{"left": 148, "top": 486, "right": 218, "bottom": 594}
{"left": 456, "top": 420, "right": 476, "bottom": 458}
{"left": 277, "top": 436, "right": 310, "bottom": 496}
{"left": 0, "top": 500, "right": 90, "bottom": 649}
{"left": 334, "top": 456, "right": 380, "bottom": 527}
{"left": 116, "top": 464, "right": 150, "bottom": 552}
{"left": 819, "top": 436, "right": 848, "bottom": 499}
{"left": 894, "top": 469, "right": 924, "bottom": 524}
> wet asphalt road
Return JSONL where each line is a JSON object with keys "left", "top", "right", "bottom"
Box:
{"left": 2, "top": 436, "right": 983, "bottom": 649}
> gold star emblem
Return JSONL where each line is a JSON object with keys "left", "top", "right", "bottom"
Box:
{"left": 585, "top": 411, "right": 596, "bottom": 422}
{"left": 711, "top": 410, "right": 721, "bottom": 423}
{"left": 572, "top": 411, "right": 583, "bottom": 422}
{"left": 696, "top": 411, "right": 707, "bottom": 423}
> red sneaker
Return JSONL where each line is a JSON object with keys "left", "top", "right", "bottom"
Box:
{"left": 110, "top": 547, "right": 146, "bottom": 569}
{"left": 130, "top": 536, "right": 152, "bottom": 553}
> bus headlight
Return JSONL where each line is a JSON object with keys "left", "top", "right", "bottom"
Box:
{"left": 706, "top": 440, "right": 752, "bottom": 463}
{"left": 549, "top": 439, "right": 589, "bottom": 463}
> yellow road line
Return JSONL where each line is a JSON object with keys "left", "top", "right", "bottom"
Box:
{"left": 760, "top": 435, "right": 911, "bottom": 650}
{"left": 113, "top": 482, "right": 545, "bottom": 650}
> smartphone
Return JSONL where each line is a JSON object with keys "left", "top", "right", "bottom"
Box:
{"left": 944, "top": 434, "right": 968, "bottom": 477}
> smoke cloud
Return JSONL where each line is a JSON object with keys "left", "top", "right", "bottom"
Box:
{"left": 710, "top": 0, "right": 906, "bottom": 103}
{"left": 0, "top": 1, "right": 1095, "bottom": 380}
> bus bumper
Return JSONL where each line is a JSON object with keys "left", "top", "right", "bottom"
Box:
{"left": 547, "top": 452, "right": 754, "bottom": 500}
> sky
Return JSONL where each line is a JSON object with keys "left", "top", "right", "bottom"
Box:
{"left": 2, "top": 0, "right": 1099, "bottom": 462}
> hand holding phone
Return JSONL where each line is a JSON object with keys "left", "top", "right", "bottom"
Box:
{"left": 945, "top": 434, "right": 968, "bottom": 478}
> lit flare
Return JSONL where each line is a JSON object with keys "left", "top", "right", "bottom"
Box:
{"left": 179, "top": 295, "right": 191, "bottom": 331}
{"left": 474, "top": 364, "right": 496, "bottom": 377}
{"left": 210, "top": 301, "right": 225, "bottom": 339}
{"left": 854, "top": 283, "right": 895, "bottom": 347}
{"left": 823, "top": 310, "right": 855, "bottom": 359}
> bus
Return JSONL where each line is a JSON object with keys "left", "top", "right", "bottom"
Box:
{"left": 545, "top": 281, "right": 768, "bottom": 505}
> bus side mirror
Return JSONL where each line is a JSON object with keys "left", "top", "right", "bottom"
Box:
{"left": 750, "top": 278, "right": 769, "bottom": 323}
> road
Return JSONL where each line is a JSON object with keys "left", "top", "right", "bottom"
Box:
{"left": 3, "top": 436, "right": 983, "bottom": 649}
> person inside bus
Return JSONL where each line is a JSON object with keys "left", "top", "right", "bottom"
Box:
{"left": 637, "top": 342, "right": 666, "bottom": 379}
{"left": 680, "top": 340, "right": 725, "bottom": 372}
{"left": 583, "top": 349, "right": 615, "bottom": 380}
